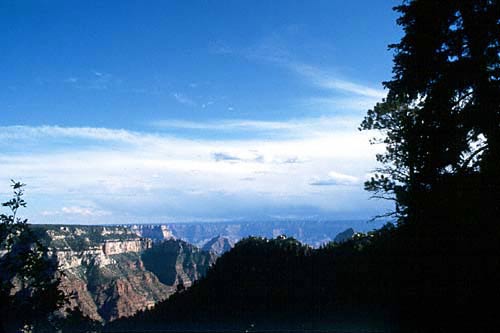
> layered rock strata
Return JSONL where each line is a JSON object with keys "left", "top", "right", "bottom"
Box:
{"left": 32, "top": 225, "right": 212, "bottom": 322}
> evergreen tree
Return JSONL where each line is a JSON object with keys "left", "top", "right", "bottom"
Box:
{"left": 361, "top": 0, "right": 500, "bottom": 224}
{"left": 361, "top": 1, "right": 500, "bottom": 330}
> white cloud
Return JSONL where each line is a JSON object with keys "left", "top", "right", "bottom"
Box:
{"left": 243, "top": 35, "right": 385, "bottom": 102}
{"left": 243, "top": 36, "right": 385, "bottom": 112}
{"left": 310, "top": 171, "right": 360, "bottom": 186}
{"left": 152, "top": 116, "right": 361, "bottom": 138}
{"left": 212, "top": 151, "right": 264, "bottom": 163}
{"left": 0, "top": 121, "right": 384, "bottom": 223}
{"left": 290, "top": 64, "right": 386, "bottom": 99}
{"left": 303, "top": 96, "right": 381, "bottom": 113}
{"left": 62, "top": 206, "right": 110, "bottom": 217}
{"left": 41, "top": 206, "right": 110, "bottom": 217}
{"left": 154, "top": 119, "right": 294, "bottom": 131}
{"left": 0, "top": 125, "right": 143, "bottom": 143}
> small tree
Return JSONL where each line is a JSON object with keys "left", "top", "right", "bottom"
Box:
{"left": 0, "top": 181, "right": 65, "bottom": 333}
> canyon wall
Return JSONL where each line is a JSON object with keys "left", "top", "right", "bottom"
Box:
{"left": 33, "top": 225, "right": 213, "bottom": 322}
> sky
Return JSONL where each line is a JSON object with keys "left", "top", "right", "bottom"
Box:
{"left": 0, "top": 0, "right": 402, "bottom": 224}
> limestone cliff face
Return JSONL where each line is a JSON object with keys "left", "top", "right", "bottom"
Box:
{"left": 103, "top": 238, "right": 152, "bottom": 255}
{"left": 33, "top": 225, "right": 211, "bottom": 323}
{"left": 130, "top": 224, "right": 174, "bottom": 242}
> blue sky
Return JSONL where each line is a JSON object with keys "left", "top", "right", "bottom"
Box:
{"left": 0, "top": 1, "right": 401, "bottom": 224}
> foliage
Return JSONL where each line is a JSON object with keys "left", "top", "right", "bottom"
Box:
{"left": 55, "top": 308, "right": 101, "bottom": 333}
{"left": 361, "top": 0, "right": 500, "bottom": 223}
{"left": 105, "top": 234, "right": 401, "bottom": 331}
{"left": 360, "top": 0, "right": 500, "bottom": 330}
{"left": 0, "top": 181, "right": 65, "bottom": 333}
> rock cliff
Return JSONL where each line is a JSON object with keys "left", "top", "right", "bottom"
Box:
{"left": 165, "top": 220, "right": 371, "bottom": 248}
{"left": 32, "top": 225, "right": 213, "bottom": 322}
{"left": 201, "top": 235, "right": 235, "bottom": 256}
{"left": 333, "top": 228, "right": 355, "bottom": 243}
{"left": 103, "top": 238, "right": 152, "bottom": 255}
{"left": 130, "top": 224, "right": 174, "bottom": 242}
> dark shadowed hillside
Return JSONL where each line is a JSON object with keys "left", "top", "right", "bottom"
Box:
{"left": 106, "top": 232, "right": 400, "bottom": 332}
{"left": 108, "top": 198, "right": 500, "bottom": 332}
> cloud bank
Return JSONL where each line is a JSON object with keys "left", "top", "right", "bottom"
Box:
{"left": 0, "top": 117, "right": 386, "bottom": 224}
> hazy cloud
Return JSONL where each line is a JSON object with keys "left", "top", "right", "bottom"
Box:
{"left": 241, "top": 35, "right": 385, "bottom": 113}
{"left": 291, "top": 64, "right": 385, "bottom": 99}
{"left": 152, "top": 116, "right": 361, "bottom": 139}
{"left": 42, "top": 206, "right": 110, "bottom": 217}
{"left": 62, "top": 70, "right": 119, "bottom": 91}
{"left": 0, "top": 123, "right": 383, "bottom": 223}
{"left": 310, "top": 171, "right": 360, "bottom": 186}
{"left": 213, "top": 151, "right": 265, "bottom": 163}
{"left": 62, "top": 206, "right": 110, "bottom": 216}
{"left": 0, "top": 125, "right": 143, "bottom": 143}
{"left": 280, "top": 157, "right": 302, "bottom": 164}
{"left": 64, "top": 77, "right": 78, "bottom": 83}
{"left": 172, "top": 92, "right": 197, "bottom": 107}
{"left": 213, "top": 152, "right": 241, "bottom": 162}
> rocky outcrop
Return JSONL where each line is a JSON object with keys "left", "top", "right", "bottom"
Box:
{"left": 53, "top": 246, "right": 114, "bottom": 269}
{"left": 59, "top": 271, "right": 102, "bottom": 322}
{"left": 32, "top": 225, "right": 211, "bottom": 323}
{"left": 141, "top": 239, "right": 216, "bottom": 288}
{"left": 334, "top": 228, "right": 355, "bottom": 243}
{"left": 103, "top": 238, "right": 152, "bottom": 255}
{"left": 56, "top": 254, "right": 172, "bottom": 322}
{"left": 130, "top": 224, "right": 174, "bottom": 242}
{"left": 202, "top": 235, "right": 235, "bottom": 256}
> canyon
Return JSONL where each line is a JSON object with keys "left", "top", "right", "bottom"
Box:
{"left": 33, "top": 225, "right": 214, "bottom": 322}
{"left": 28, "top": 221, "right": 358, "bottom": 323}
{"left": 133, "top": 219, "right": 369, "bottom": 248}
